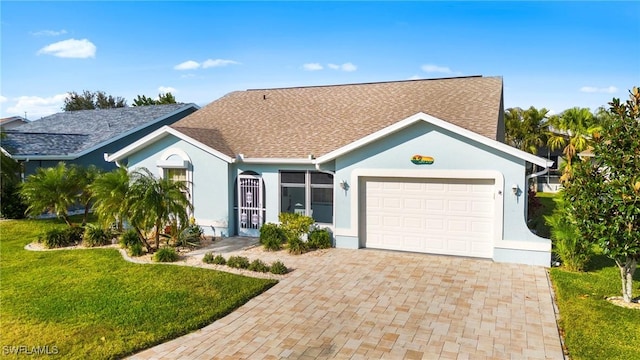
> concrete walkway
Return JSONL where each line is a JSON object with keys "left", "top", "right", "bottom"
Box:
{"left": 128, "top": 246, "right": 564, "bottom": 359}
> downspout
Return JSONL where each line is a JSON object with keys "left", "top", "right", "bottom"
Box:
{"left": 314, "top": 162, "right": 335, "bottom": 176}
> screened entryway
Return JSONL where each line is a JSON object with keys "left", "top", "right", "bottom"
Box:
{"left": 237, "top": 172, "right": 265, "bottom": 237}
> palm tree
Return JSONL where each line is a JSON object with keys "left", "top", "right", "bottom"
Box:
{"left": 546, "top": 107, "right": 602, "bottom": 181}
{"left": 90, "top": 167, "right": 130, "bottom": 231}
{"left": 70, "top": 164, "right": 101, "bottom": 225}
{"left": 19, "top": 162, "right": 77, "bottom": 226}
{"left": 127, "top": 168, "right": 192, "bottom": 251}
{"left": 505, "top": 106, "right": 550, "bottom": 154}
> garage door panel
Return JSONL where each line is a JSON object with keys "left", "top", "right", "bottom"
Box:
{"left": 365, "top": 178, "right": 495, "bottom": 258}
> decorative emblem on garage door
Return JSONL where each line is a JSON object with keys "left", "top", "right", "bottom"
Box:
{"left": 410, "top": 155, "right": 434, "bottom": 165}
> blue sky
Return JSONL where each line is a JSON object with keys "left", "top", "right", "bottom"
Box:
{"left": 1, "top": 1, "right": 639, "bottom": 120}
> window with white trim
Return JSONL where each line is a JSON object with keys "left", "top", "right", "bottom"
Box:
{"left": 280, "top": 171, "right": 333, "bottom": 223}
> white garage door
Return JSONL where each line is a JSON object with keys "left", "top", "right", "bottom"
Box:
{"left": 364, "top": 177, "right": 495, "bottom": 258}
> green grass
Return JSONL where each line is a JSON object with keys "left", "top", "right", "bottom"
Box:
{"left": 530, "top": 192, "right": 558, "bottom": 238}
{"left": 550, "top": 256, "right": 640, "bottom": 359}
{"left": 0, "top": 217, "right": 277, "bottom": 359}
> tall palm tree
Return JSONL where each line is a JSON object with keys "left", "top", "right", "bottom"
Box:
{"left": 19, "top": 162, "right": 77, "bottom": 226}
{"left": 127, "top": 168, "right": 192, "bottom": 251}
{"left": 90, "top": 167, "right": 130, "bottom": 231}
{"left": 546, "top": 107, "right": 602, "bottom": 181}
{"left": 70, "top": 164, "right": 101, "bottom": 225}
{"left": 505, "top": 106, "right": 550, "bottom": 154}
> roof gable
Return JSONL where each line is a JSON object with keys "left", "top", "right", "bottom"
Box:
{"left": 170, "top": 76, "right": 504, "bottom": 159}
{"left": 2, "top": 104, "right": 198, "bottom": 159}
{"left": 316, "top": 112, "right": 553, "bottom": 168}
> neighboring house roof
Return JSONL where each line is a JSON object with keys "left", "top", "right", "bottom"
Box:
{"left": 0, "top": 116, "right": 30, "bottom": 130}
{"left": 168, "top": 76, "right": 504, "bottom": 159}
{"left": 1, "top": 104, "right": 198, "bottom": 160}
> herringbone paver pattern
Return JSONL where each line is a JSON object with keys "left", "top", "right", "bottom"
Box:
{"left": 128, "top": 248, "right": 563, "bottom": 359}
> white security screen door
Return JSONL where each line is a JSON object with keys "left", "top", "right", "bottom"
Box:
{"left": 238, "top": 174, "right": 264, "bottom": 236}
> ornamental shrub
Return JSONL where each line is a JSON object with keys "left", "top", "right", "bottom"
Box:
{"left": 270, "top": 260, "right": 289, "bottom": 275}
{"left": 278, "top": 212, "right": 314, "bottom": 243}
{"left": 227, "top": 256, "right": 250, "bottom": 269}
{"left": 260, "top": 223, "right": 286, "bottom": 251}
{"left": 83, "top": 224, "right": 113, "bottom": 247}
{"left": 39, "top": 226, "right": 85, "bottom": 248}
{"left": 128, "top": 243, "right": 144, "bottom": 257}
{"left": 153, "top": 247, "right": 179, "bottom": 262}
{"left": 308, "top": 227, "right": 332, "bottom": 249}
{"left": 287, "top": 237, "right": 307, "bottom": 255}
{"left": 248, "top": 259, "right": 270, "bottom": 273}
{"left": 119, "top": 229, "right": 141, "bottom": 249}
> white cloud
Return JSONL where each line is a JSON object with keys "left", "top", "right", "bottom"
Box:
{"left": 407, "top": 75, "right": 422, "bottom": 80}
{"left": 327, "top": 63, "right": 357, "bottom": 71}
{"left": 158, "top": 86, "right": 176, "bottom": 94}
{"left": 202, "top": 59, "right": 239, "bottom": 68}
{"left": 580, "top": 86, "right": 618, "bottom": 94}
{"left": 0, "top": 95, "right": 7, "bottom": 104}
{"left": 303, "top": 63, "right": 324, "bottom": 71}
{"left": 175, "top": 59, "right": 240, "bottom": 70}
{"left": 341, "top": 62, "right": 357, "bottom": 72}
{"left": 32, "top": 29, "right": 68, "bottom": 37}
{"left": 174, "top": 60, "right": 200, "bottom": 70}
{"left": 37, "top": 38, "right": 96, "bottom": 58}
{"left": 421, "top": 64, "right": 453, "bottom": 74}
{"left": 6, "top": 94, "right": 68, "bottom": 119}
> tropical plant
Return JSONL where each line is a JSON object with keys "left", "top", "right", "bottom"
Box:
{"left": 83, "top": 224, "right": 113, "bottom": 247}
{"left": 90, "top": 167, "right": 130, "bottom": 231}
{"left": 127, "top": 168, "right": 193, "bottom": 252}
{"left": 119, "top": 228, "right": 142, "bottom": 249}
{"left": 19, "top": 162, "right": 77, "bottom": 226}
{"left": 153, "top": 247, "right": 179, "bottom": 262}
{"left": 504, "top": 106, "right": 550, "bottom": 154}
{"left": 70, "top": 164, "right": 101, "bottom": 225}
{"left": 562, "top": 87, "right": 640, "bottom": 303}
{"left": 547, "top": 107, "right": 603, "bottom": 181}
{"left": 545, "top": 201, "right": 592, "bottom": 272}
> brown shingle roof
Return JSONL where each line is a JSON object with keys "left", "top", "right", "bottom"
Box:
{"left": 171, "top": 76, "right": 503, "bottom": 159}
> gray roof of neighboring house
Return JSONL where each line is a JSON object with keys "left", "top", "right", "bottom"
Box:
{"left": 170, "top": 76, "right": 504, "bottom": 159}
{"left": 1, "top": 104, "right": 197, "bottom": 158}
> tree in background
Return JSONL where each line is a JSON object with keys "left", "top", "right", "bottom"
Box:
{"left": 63, "top": 90, "right": 127, "bottom": 111}
{"left": 563, "top": 87, "right": 640, "bottom": 303}
{"left": 546, "top": 107, "right": 603, "bottom": 181}
{"left": 132, "top": 93, "right": 177, "bottom": 106}
{"left": 504, "top": 106, "right": 550, "bottom": 154}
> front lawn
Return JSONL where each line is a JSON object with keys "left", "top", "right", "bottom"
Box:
{"left": 550, "top": 256, "right": 640, "bottom": 359}
{"left": 0, "top": 217, "right": 277, "bottom": 359}
{"left": 531, "top": 192, "right": 640, "bottom": 359}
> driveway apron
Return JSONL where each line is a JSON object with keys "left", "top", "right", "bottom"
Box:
{"left": 128, "top": 248, "right": 564, "bottom": 359}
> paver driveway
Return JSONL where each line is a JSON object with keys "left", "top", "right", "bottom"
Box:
{"left": 128, "top": 248, "right": 564, "bottom": 359}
